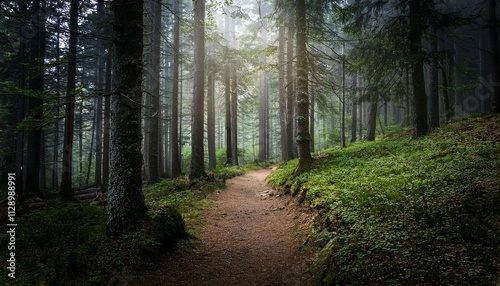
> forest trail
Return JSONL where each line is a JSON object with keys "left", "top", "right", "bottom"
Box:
{"left": 150, "top": 168, "right": 313, "bottom": 285}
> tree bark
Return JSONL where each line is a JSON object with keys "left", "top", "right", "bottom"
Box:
{"left": 60, "top": 0, "right": 78, "bottom": 201}
{"left": 286, "top": 17, "right": 295, "bottom": 161}
{"left": 225, "top": 64, "right": 232, "bottom": 165}
{"left": 286, "top": 21, "right": 295, "bottom": 160}
{"left": 231, "top": 67, "right": 238, "bottom": 165}
{"left": 294, "top": 0, "right": 312, "bottom": 174}
{"left": 171, "top": 0, "right": 181, "bottom": 177}
{"left": 189, "top": 0, "right": 206, "bottom": 179}
{"left": 428, "top": 23, "right": 440, "bottom": 130}
{"left": 15, "top": 0, "right": 28, "bottom": 205}
{"left": 25, "top": 0, "right": 46, "bottom": 195}
{"left": 95, "top": 0, "right": 105, "bottom": 186}
{"left": 145, "top": 0, "right": 161, "bottom": 184}
{"left": 107, "top": 0, "right": 147, "bottom": 235}
{"left": 207, "top": 67, "right": 216, "bottom": 170}
{"left": 410, "top": 0, "right": 429, "bottom": 137}
{"left": 224, "top": 7, "right": 232, "bottom": 166}
{"left": 310, "top": 87, "right": 315, "bottom": 152}
{"left": 351, "top": 75, "right": 358, "bottom": 143}
{"left": 52, "top": 15, "right": 62, "bottom": 191}
{"left": 366, "top": 91, "right": 378, "bottom": 141}
{"left": 340, "top": 53, "right": 346, "bottom": 148}
{"left": 103, "top": 50, "right": 112, "bottom": 189}
{"left": 258, "top": 71, "right": 269, "bottom": 162}
{"left": 278, "top": 26, "right": 287, "bottom": 161}
{"left": 258, "top": 18, "right": 269, "bottom": 162}
{"left": 86, "top": 108, "right": 96, "bottom": 185}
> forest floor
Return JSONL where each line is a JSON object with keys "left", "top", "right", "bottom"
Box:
{"left": 148, "top": 168, "right": 314, "bottom": 286}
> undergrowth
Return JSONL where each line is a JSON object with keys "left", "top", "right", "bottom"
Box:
{"left": 268, "top": 114, "right": 500, "bottom": 285}
{"left": 0, "top": 162, "right": 269, "bottom": 285}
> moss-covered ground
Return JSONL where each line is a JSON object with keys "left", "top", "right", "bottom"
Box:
{"left": 268, "top": 114, "right": 500, "bottom": 285}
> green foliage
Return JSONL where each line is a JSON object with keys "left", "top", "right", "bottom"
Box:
{"left": 133, "top": 207, "right": 187, "bottom": 260}
{"left": 0, "top": 205, "right": 112, "bottom": 285}
{"left": 0, "top": 203, "right": 187, "bottom": 285}
{"left": 268, "top": 114, "right": 500, "bottom": 285}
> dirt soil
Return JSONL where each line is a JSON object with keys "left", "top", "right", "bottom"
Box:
{"left": 150, "top": 168, "right": 314, "bottom": 286}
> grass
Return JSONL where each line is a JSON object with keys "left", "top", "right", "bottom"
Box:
{"left": 268, "top": 114, "right": 500, "bottom": 285}
{"left": 0, "top": 162, "right": 270, "bottom": 285}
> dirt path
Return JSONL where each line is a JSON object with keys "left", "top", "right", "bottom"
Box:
{"left": 151, "top": 168, "right": 313, "bottom": 286}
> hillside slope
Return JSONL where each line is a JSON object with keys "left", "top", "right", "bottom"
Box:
{"left": 268, "top": 114, "right": 500, "bottom": 285}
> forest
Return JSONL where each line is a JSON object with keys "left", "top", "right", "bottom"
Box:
{"left": 0, "top": 0, "right": 499, "bottom": 285}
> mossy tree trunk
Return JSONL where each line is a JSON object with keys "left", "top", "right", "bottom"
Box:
{"left": 294, "top": 0, "right": 312, "bottom": 174}
{"left": 107, "top": 0, "right": 147, "bottom": 235}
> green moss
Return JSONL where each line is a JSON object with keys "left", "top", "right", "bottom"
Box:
{"left": 0, "top": 203, "right": 187, "bottom": 285}
{"left": 269, "top": 114, "right": 500, "bottom": 285}
{"left": 0, "top": 205, "right": 111, "bottom": 285}
{"left": 136, "top": 207, "right": 186, "bottom": 259}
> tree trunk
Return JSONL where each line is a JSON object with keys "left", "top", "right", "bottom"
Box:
{"left": 258, "top": 70, "right": 268, "bottom": 162}
{"left": 25, "top": 0, "right": 46, "bottom": 195}
{"left": 294, "top": 0, "right": 312, "bottom": 174}
{"left": 86, "top": 108, "right": 96, "bottom": 185}
{"left": 340, "top": 54, "right": 346, "bottom": 148}
{"left": 207, "top": 67, "right": 216, "bottom": 170}
{"left": 95, "top": 0, "right": 105, "bottom": 186}
{"left": 351, "top": 75, "right": 357, "bottom": 143}
{"left": 278, "top": 26, "right": 287, "bottom": 161}
{"left": 78, "top": 100, "right": 83, "bottom": 186}
{"left": 103, "top": 50, "right": 112, "bottom": 189}
{"left": 145, "top": 0, "right": 161, "bottom": 184}
{"left": 258, "top": 19, "right": 269, "bottom": 162}
{"left": 366, "top": 91, "right": 378, "bottom": 141}
{"left": 310, "top": 88, "right": 315, "bottom": 152}
{"left": 225, "top": 65, "right": 232, "bottom": 165}
{"left": 60, "top": 0, "right": 78, "bottom": 201}
{"left": 402, "top": 67, "right": 411, "bottom": 126}
{"left": 52, "top": 15, "right": 62, "bottom": 191}
{"left": 286, "top": 17, "right": 295, "bottom": 161}
{"left": 189, "top": 0, "right": 206, "bottom": 180}
{"left": 171, "top": 0, "right": 181, "bottom": 177}
{"left": 359, "top": 99, "right": 363, "bottom": 139}
{"left": 15, "top": 0, "right": 28, "bottom": 205}
{"left": 231, "top": 67, "right": 238, "bottom": 165}
{"left": 410, "top": 0, "right": 429, "bottom": 137}
{"left": 107, "top": 0, "right": 147, "bottom": 235}
{"left": 428, "top": 23, "right": 440, "bottom": 130}
{"left": 224, "top": 7, "right": 232, "bottom": 166}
